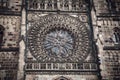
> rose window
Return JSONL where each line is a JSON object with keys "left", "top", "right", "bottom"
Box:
{"left": 44, "top": 29, "right": 74, "bottom": 57}
{"left": 27, "top": 14, "right": 90, "bottom": 62}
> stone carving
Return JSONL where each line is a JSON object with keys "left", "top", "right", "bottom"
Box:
{"left": 44, "top": 29, "right": 74, "bottom": 58}
{"left": 27, "top": 0, "right": 87, "bottom": 11}
{"left": 27, "top": 14, "right": 90, "bottom": 63}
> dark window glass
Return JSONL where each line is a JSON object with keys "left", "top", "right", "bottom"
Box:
{"left": 113, "top": 27, "right": 120, "bottom": 43}
{"left": 0, "top": 0, "right": 9, "bottom": 9}
{"left": 0, "top": 25, "right": 5, "bottom": 48}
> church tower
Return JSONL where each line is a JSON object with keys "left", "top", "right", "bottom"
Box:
{"left": 92, "top": 0, "right": 120, "bottom": 79}
{"left": 20, "top": 0, "right": 100, "bottom": 80}
{"left": 0, "top": 0, "right": 120, "bottom": 80}
{"left": 0, "top": 0, "right": 22, "bottom": 80}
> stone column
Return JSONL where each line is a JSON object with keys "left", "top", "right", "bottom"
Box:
{"left": 69, "top": 0, "right": 72, "bottom": 11}
{"left": 57, "top": 0, "right": 60, "bottom": 10}
{"left": 45, "top": 0, "right": 47, "bottom": 10}
{"left": 17, "top": 8, "right": 26, "bottom": 80}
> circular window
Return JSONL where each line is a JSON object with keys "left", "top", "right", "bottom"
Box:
{"left": 44, "top": 29, "right": 74, "bottom": 57}
{"left": 27, "top": 15, "right": 90, "bottom": 62}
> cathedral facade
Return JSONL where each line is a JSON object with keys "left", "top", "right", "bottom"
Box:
{"left": 0, "top": 0, "right": 120, "bottom": 80}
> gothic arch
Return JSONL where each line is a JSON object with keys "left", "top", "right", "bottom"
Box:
{"left": 112, "top": 27, "right": 120, "bottom": 43}
{"left": 0, "top": 25, "right": 5, "bottom": 48}
{"left": 53, "top": 76, "right": 71, "bottom": 80}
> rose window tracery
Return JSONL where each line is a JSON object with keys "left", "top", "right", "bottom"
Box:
{"left": 44, "top": 29, "right": 74, "bottom": 57}
{"left": 27, "top": 14, "right": 90, "bottom": 63}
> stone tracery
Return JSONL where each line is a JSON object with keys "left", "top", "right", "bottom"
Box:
{"left": 27, "top": 14, "right": 90, "bottom": 63}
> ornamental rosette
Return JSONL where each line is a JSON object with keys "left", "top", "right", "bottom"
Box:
{"left": 27, "top": 14, "right": 90, "bottom": 63}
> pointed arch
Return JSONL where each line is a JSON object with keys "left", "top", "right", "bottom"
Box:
{"left": 112, "top": 27, "right": 120, "bottom": 43}
{"left": 54, "top": 76, "right": 71, "bottom": 80}
{"left": 0, "top": 25, "right": 5, "bottom": 48}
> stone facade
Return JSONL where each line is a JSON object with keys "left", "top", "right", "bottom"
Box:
{"left": 0, "top": 0, "right": 120, "bottom": 80}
